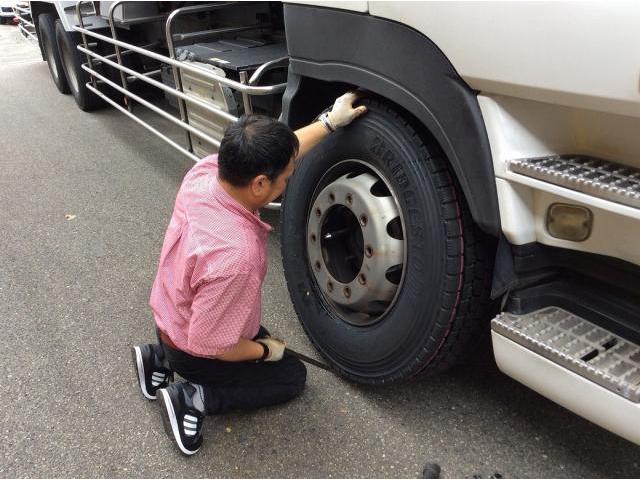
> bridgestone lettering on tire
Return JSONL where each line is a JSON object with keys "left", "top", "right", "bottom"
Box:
{"left": 281, "top": 99, "right": 494, "bottom": 384}
{"left": 38, "top": 13, "right": 69, "bottom": 94}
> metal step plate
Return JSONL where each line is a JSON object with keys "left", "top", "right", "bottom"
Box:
{"left": 509, "top": 155, "right": 640, "bottom": 209}
{"left": 492, "top": 307, "right": 640, "bottom": 402}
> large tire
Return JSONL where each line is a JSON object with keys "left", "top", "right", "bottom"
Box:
{"left": 38, "top": 13, "right": 69, "bottom": 94}
{"left": 280, "top": 99, "right": 494, "bottom": 384}
{"left": 55, "top": 20, "right": 103, "bottom": 111}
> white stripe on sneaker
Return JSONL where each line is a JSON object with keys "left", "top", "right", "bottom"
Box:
{"left": 183, "top": 420, "right": 197, "bottom": 429}
{"left": 160, "top": 389, "right": 199, "bottom": 455}
{"left": 134, "top": 346, "right": 155, "bottom": 400}
{"left": 184, "top": 414, "right": 198, "bottom": 422}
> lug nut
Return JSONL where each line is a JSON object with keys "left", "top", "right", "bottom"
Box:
{"left": 327, "top": 281, "right": 334, "bottom": 292}
{"left": 359, "top": 214, "right": 368, "bottom": 227}
{"left": 315, "top": 207, "right": 322, "bottom": 217}
{"left": 329, "top": 192, "right": 335, "bottom": 202}
{"left": 345, "top": 193, "right": 353, "bottom": 206}
{"left": 343, "top": 286, "right": 351, "bottom": 298}
{"left": 310, "top": 233, "right": 317, "bottom": 243}
{"left": 365, "top": 245, "right": 373, "bottom": 257}
{"left": 358, "top": 273, "right": 367, "bottom": 285}
{"left": 314, "top": 261, "right": 321, "bottom": 271}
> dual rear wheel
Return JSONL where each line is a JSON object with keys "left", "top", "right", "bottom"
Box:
{"left": 38, "top": 13, "right": 101, "bottom": 110}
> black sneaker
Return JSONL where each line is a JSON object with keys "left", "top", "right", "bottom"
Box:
{"left": 158, "top": 383, "right": 205, "bottom": 455}
{"left": 131, "top": 344, "right": 173, "bottom": 400}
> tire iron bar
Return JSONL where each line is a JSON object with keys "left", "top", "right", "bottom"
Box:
{"left": 284, "top": 347, "right": 334, "bottom": 372}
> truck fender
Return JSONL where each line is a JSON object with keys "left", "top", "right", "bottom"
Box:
{"left": 281, "top": 4, "right": 500, "bottom": 236}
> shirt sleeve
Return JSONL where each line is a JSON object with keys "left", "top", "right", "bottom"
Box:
{"left": 185, "top": 271, "right": 262, "bottom": 357}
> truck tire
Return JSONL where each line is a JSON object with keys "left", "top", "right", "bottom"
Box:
{"left": 55, "top": 20, "right": 102, "bottom": 111}
{"left": 280, "top": 99, "right": 494, "bottom": 384}
{"left": 38, "top": 13, "right": 69, "bottom": 94}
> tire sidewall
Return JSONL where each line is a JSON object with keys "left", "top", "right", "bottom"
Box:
{"left": 281, "top": 101, "right": 462, "bottom": 381}
{"left": 54, "top": 21, "right": 101, "bottom": 111}
{"left": 38, "top": 14, "right": 69, "bottom": 94}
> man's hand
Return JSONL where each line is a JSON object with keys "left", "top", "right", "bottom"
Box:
{"left": 294, "top": 91, "right": 367, "bottom": 160}
{"left": 257, "top": 337, "right": 285, "bottom": 362}
{"left": 327, "top": 92, "right": 368, "bottom": 129}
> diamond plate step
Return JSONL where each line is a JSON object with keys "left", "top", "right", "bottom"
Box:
{"left": 509, "top": 155, "right": 640, "bottom": 209}
{"left": 492, "top": 307, "right": 640, "bottom": 402}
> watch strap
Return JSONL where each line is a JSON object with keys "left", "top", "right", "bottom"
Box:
{"left": 318, "top": 112, "right": 335, "bottom": 133}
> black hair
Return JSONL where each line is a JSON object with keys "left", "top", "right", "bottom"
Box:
{"left": 218, "top": 115, "right": 299, "bottom": 187}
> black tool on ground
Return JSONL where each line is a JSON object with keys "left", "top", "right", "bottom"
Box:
{"left": 284, "top": 347, "right": 333, "bottom": 372}
{"left": 422, "top": 462, "right": 441, "bottom": 479}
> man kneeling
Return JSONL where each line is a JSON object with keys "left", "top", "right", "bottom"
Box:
{"left": 132, "top": 93, "right": 367, "bottom": 455}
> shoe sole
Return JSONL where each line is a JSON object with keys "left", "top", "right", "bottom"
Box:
{"left": 158, "top": 388, "right": 200, "bottom": 456}
{"left": 132, "top": 346, "right": 155, "bottom": 400}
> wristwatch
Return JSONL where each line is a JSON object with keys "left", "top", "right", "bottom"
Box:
{"left": 317, "top": 111, "right": 335, "bottom": 133}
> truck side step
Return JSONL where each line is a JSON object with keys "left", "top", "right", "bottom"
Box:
{"left": 492, "top": 307, "right": 640, "bottom": 402}
{"left": 509, "top": 155, "right": 640, "bottom": 210}
{"left": 492, "top": 307, "right": 640, "bottom": 444}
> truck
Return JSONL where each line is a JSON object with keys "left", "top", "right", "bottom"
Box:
{"left": 0, "top": 2, "right": 16, "bottom": 24}
{"left": 25, "top": 0, "right": 640, "bottom": 446}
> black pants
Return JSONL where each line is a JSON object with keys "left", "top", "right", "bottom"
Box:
{"left": 160, "top": 327, "right": 307, "bottom": 415}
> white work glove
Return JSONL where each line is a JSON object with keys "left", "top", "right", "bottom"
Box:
{"left": 257, "top": 337, "right": 285, "bottom": 362}
{"left": 326, "top": 92, "right": 368, "bottom": 129}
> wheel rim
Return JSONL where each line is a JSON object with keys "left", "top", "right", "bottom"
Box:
{"left": 59, "top": 39, "right": 79, "bottom": 93}
{"left": 306, "top": 160, "right": 407, "bottom": 326}
{"left": 43, "top": 33, "right": 59, "bottom": 80}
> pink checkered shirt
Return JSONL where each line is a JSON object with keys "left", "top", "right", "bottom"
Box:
{"left": 149, "top": 154, "right": 272, "bottom": 357}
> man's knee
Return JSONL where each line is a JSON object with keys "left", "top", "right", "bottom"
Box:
{"left": 282, "top": 356, "right": 307, "bottom": 395}
{"left": 254, "top": 326, "right": 270, "bottom": 339}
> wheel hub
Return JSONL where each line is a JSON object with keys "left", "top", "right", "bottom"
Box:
{"left": 307, "top": 170, "right": 405, "bottom": 326}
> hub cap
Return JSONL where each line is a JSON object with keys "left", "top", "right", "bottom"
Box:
{"left": 306, "top": 162, "right": 405, "bottom": 326}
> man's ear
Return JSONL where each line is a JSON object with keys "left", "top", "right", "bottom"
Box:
{"left": 250, "top": 174, "right": 270, "bottom": 196}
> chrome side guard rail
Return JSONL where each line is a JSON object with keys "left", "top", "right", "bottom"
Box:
{"left": 14, "top": 4, "right": 37, "bottom": 42}
{"left": 73, "top": 1, "right": 288, "bottom": 209}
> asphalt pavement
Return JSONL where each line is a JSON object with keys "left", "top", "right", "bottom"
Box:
{"left": 1, "top": 24, "right": 640, "bottom": 478}
{"left": 0, "top": 22, "right": 41, "bottom": 65}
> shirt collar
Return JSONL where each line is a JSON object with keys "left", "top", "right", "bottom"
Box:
{"left": 211, "top": 175, "right": 273, "bottom": 233}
